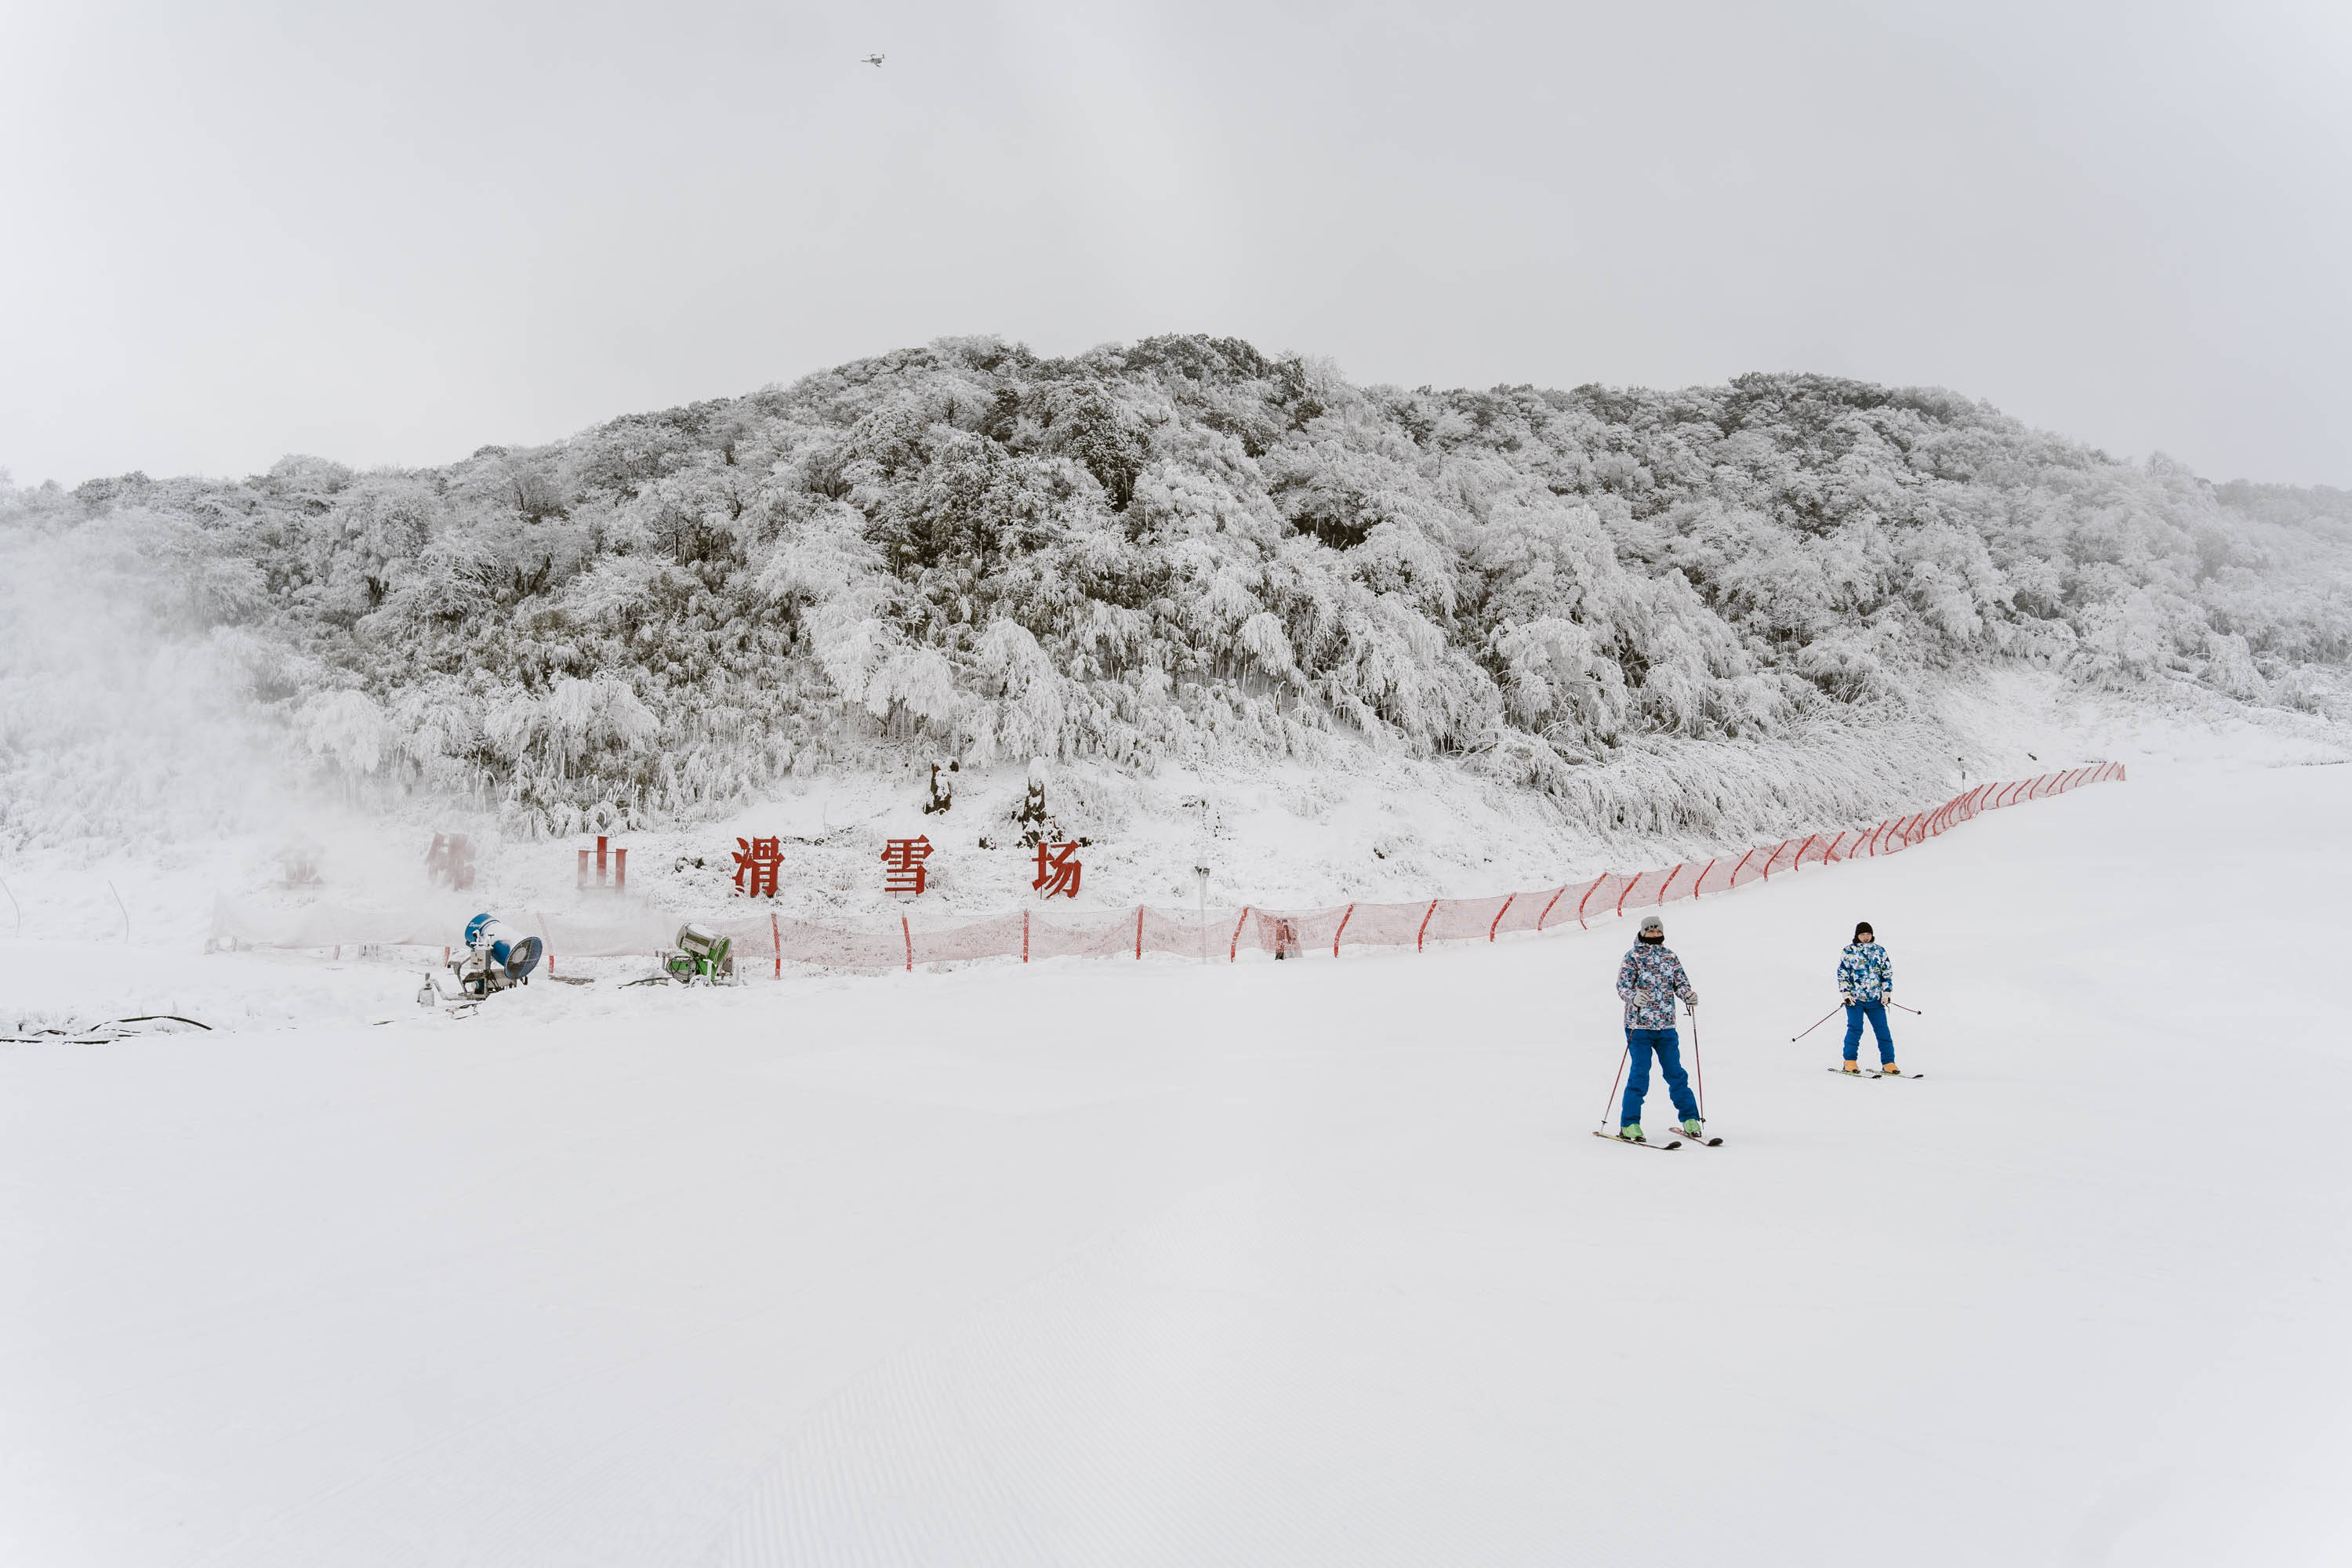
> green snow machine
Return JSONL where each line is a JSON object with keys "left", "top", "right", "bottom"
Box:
{"left": 662, "top": 923, "right": 735, "bottom": 985}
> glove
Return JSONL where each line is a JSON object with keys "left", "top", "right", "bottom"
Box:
{"left": 1842, "top": 993, "right": 1857, "bottom": 1005}
{"left": 1631, "top": 988, "right": 1652, "bottom": 1006}
{"left": 1685, "top": 995, "right": 1697, "bottom": 1011}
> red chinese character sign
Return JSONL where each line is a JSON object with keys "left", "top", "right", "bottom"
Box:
{"left": 425, "top": 833, "right": 476, "bottom": 891}
{"left": 733, "top": 836, "right": 782, "bottom": 898}
{"left": 881, "top": 836, "right": 933, "bottom": 896}
{"left": 1032, "top": 841, "right": 1082, "bottom": 899}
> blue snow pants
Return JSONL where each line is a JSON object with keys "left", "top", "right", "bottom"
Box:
{"left": 1842, "top": 1000, "right": 1894, "bottom": 1064}
{"left": 1622, "top": 1028, "right": 1700, "bottom": 1127}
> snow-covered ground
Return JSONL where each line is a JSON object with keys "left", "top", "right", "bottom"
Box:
{"left": 3, "top": 759, "right": 2349, "bottom": 1566}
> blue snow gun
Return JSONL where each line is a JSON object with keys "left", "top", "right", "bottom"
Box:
{"left": 464, "top": 913, "right": 543, "bottom": 982}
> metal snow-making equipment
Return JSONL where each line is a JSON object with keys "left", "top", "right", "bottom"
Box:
{"left": 464, "top": 913, "right": 543, "bottom": 983}
{"left": 658, "top": 922, "right": 735, "bottom": 985}
{"left": 416, "top": 912, "right": 546, "bottom": 1006}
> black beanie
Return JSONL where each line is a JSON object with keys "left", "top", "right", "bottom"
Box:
{"left": 1853, "top": 922, "right": 1874, "bottom": 942}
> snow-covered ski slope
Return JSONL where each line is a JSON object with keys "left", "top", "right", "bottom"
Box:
{"left": 4, "top": 760, "right": 2348, "bottom": 1566}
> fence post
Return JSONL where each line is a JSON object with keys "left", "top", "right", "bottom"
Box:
{"left": 1576, "top": 874, "right": 1606, "bottom": 929}
{"left": 1229, "top": 906, "right": 1251, "bottom": 962}
{"left": 1486, "top": 893, "right": 1515, "bottom": 941}
{"left": 1022, "top": 909, "right": 1030, "bottom": 964}
{"left": 1655, "top": 863, "right": 1684, "bottom": 904}
{"left": 902, "top": 916, "right": 912, "bottom": 973}
{"left": 772, "top": 912, "right": 782, "bottom": 978}
{"left": 1333, "top": 903, "right": 1356, "bottom": 957}
{"left": 1791, "top": 833, "right": 1820, "bottom": 869}
{"left": 1134, "top": 906, "right": 1145, "bottom": 959}
{"left": 1690, "top": 858, "right": 1718, "bottom": 898}
{"left": 1417, "top": 898, "right": 1439, "bottom": 951}
{"left": 1536, "top": 884, "right": 1569, "bottom": 930}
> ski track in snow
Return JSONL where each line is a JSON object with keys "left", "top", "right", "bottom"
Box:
{"left": 3, "top": 762, "right": 2350, "bottom": 1566}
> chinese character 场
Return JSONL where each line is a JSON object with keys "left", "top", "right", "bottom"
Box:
{"left": 733, "top": 836, "right": 783, "bottom": 898}
{"left": 1031, "top": 841, "right": 1082, "bottom": 899}
{"left": 880, "top": 835, "right": 934, "bottom": 896}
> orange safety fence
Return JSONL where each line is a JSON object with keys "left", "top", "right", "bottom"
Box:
{"left": 208, "top": 764, "right": 2124, "bottom": 972}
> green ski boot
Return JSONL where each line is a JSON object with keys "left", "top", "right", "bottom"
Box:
{"left": 1617, "top": 1123, "right": 1644, "bottom": 1142}
{"left": 1681, "top": 1118, "right": 1704, "bottom": 1138}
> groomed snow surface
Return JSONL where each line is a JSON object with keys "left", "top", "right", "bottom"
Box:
{"left": 5, "top": 762, "right": 2349, "bottom": 1566}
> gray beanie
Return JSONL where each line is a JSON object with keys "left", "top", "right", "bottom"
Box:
{"left": 1638, "top": 915, "right": 1664, "bottom": 937}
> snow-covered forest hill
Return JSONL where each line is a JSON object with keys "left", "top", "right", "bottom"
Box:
{"left": 5, "top": 335, "right": 2350, "bottom": 855}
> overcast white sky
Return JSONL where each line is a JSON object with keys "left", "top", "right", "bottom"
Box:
{"left": 4, "top": 0, "right": 2348, "bottom": 488}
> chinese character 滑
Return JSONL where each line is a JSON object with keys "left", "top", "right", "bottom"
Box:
{"left": 733, "top": 836, "right": 782, "bottom": 898}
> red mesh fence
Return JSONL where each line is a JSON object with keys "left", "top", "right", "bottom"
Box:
{"left": 753, "top": 763, "right": 2125, "bottom": 973}
{"left": 210, "top": 764, "right": 2125, "bottom": 971}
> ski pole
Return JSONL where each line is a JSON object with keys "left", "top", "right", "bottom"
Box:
{"left": 1889, "top": 1001, "right": 1922, "bottom": 1015}
{"left": 1790, "top": 1004, "right": 1841, "bottom": 1041}
{"left": 1598, "top": 1046, "right": 1629, "bottom": 1129}
{"left": 1687, "top": 1003, "right": 1705, "bottom": 1120}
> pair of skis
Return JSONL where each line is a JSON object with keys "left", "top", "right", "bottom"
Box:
{"left": 1591, "top": 1128, "right": 1724, "bottom": 1151}
{"left": 1827, "top": 1067, "right": 1926, "bottom": 1080}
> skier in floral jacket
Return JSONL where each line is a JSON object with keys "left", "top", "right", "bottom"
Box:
{"left": 1613, "top": 914, "right": 1700, "bottom": 1141}
{"left": 1836, "top": 921, "right": 1897, "bottom": 1073}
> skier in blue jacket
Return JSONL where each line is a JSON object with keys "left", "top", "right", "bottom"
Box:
{"left": 1837, "top": 920, "right": 1897, "bottom": 1074}
{"left": 1614, "top": 914, "right": 1700, "bottom": 1142}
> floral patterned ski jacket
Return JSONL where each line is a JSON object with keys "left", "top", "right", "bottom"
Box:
{"left": 1617, "top": 943, "right": 1697, "bottom": 1029}
{"left": 1837, "top": 942, "right": 1893, "bottom": 1002}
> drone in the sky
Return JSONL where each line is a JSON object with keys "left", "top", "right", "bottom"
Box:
{"left": 862, "top": 53, "right": 884, "bottom": 67}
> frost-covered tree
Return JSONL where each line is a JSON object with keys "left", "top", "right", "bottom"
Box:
{"left": 5, "top": 336, "right": 2348, "bottom": 846}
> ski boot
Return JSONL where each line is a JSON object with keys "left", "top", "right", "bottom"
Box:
{"left": 1681, "top": 1117, "right": 1704, "bottom": 1138}
{"left": 1840, "top": 1061, "right": 1861, "bottom": 1074}
{"left": 1617, "top": 1123, "right": 1645, "bottom": 1142}
{"left": 1882, "top": 1062, "right": 1900, "bottom": 1076}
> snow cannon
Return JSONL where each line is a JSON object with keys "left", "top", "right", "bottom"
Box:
{"left": 416, "top": 913, "right": 546, "bottom": 1008}
{"left": 463, "top": 913, "right": 543, "bottom": 982}
{"left": 662, "top": 922, "right": 734, "bottom": 984}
